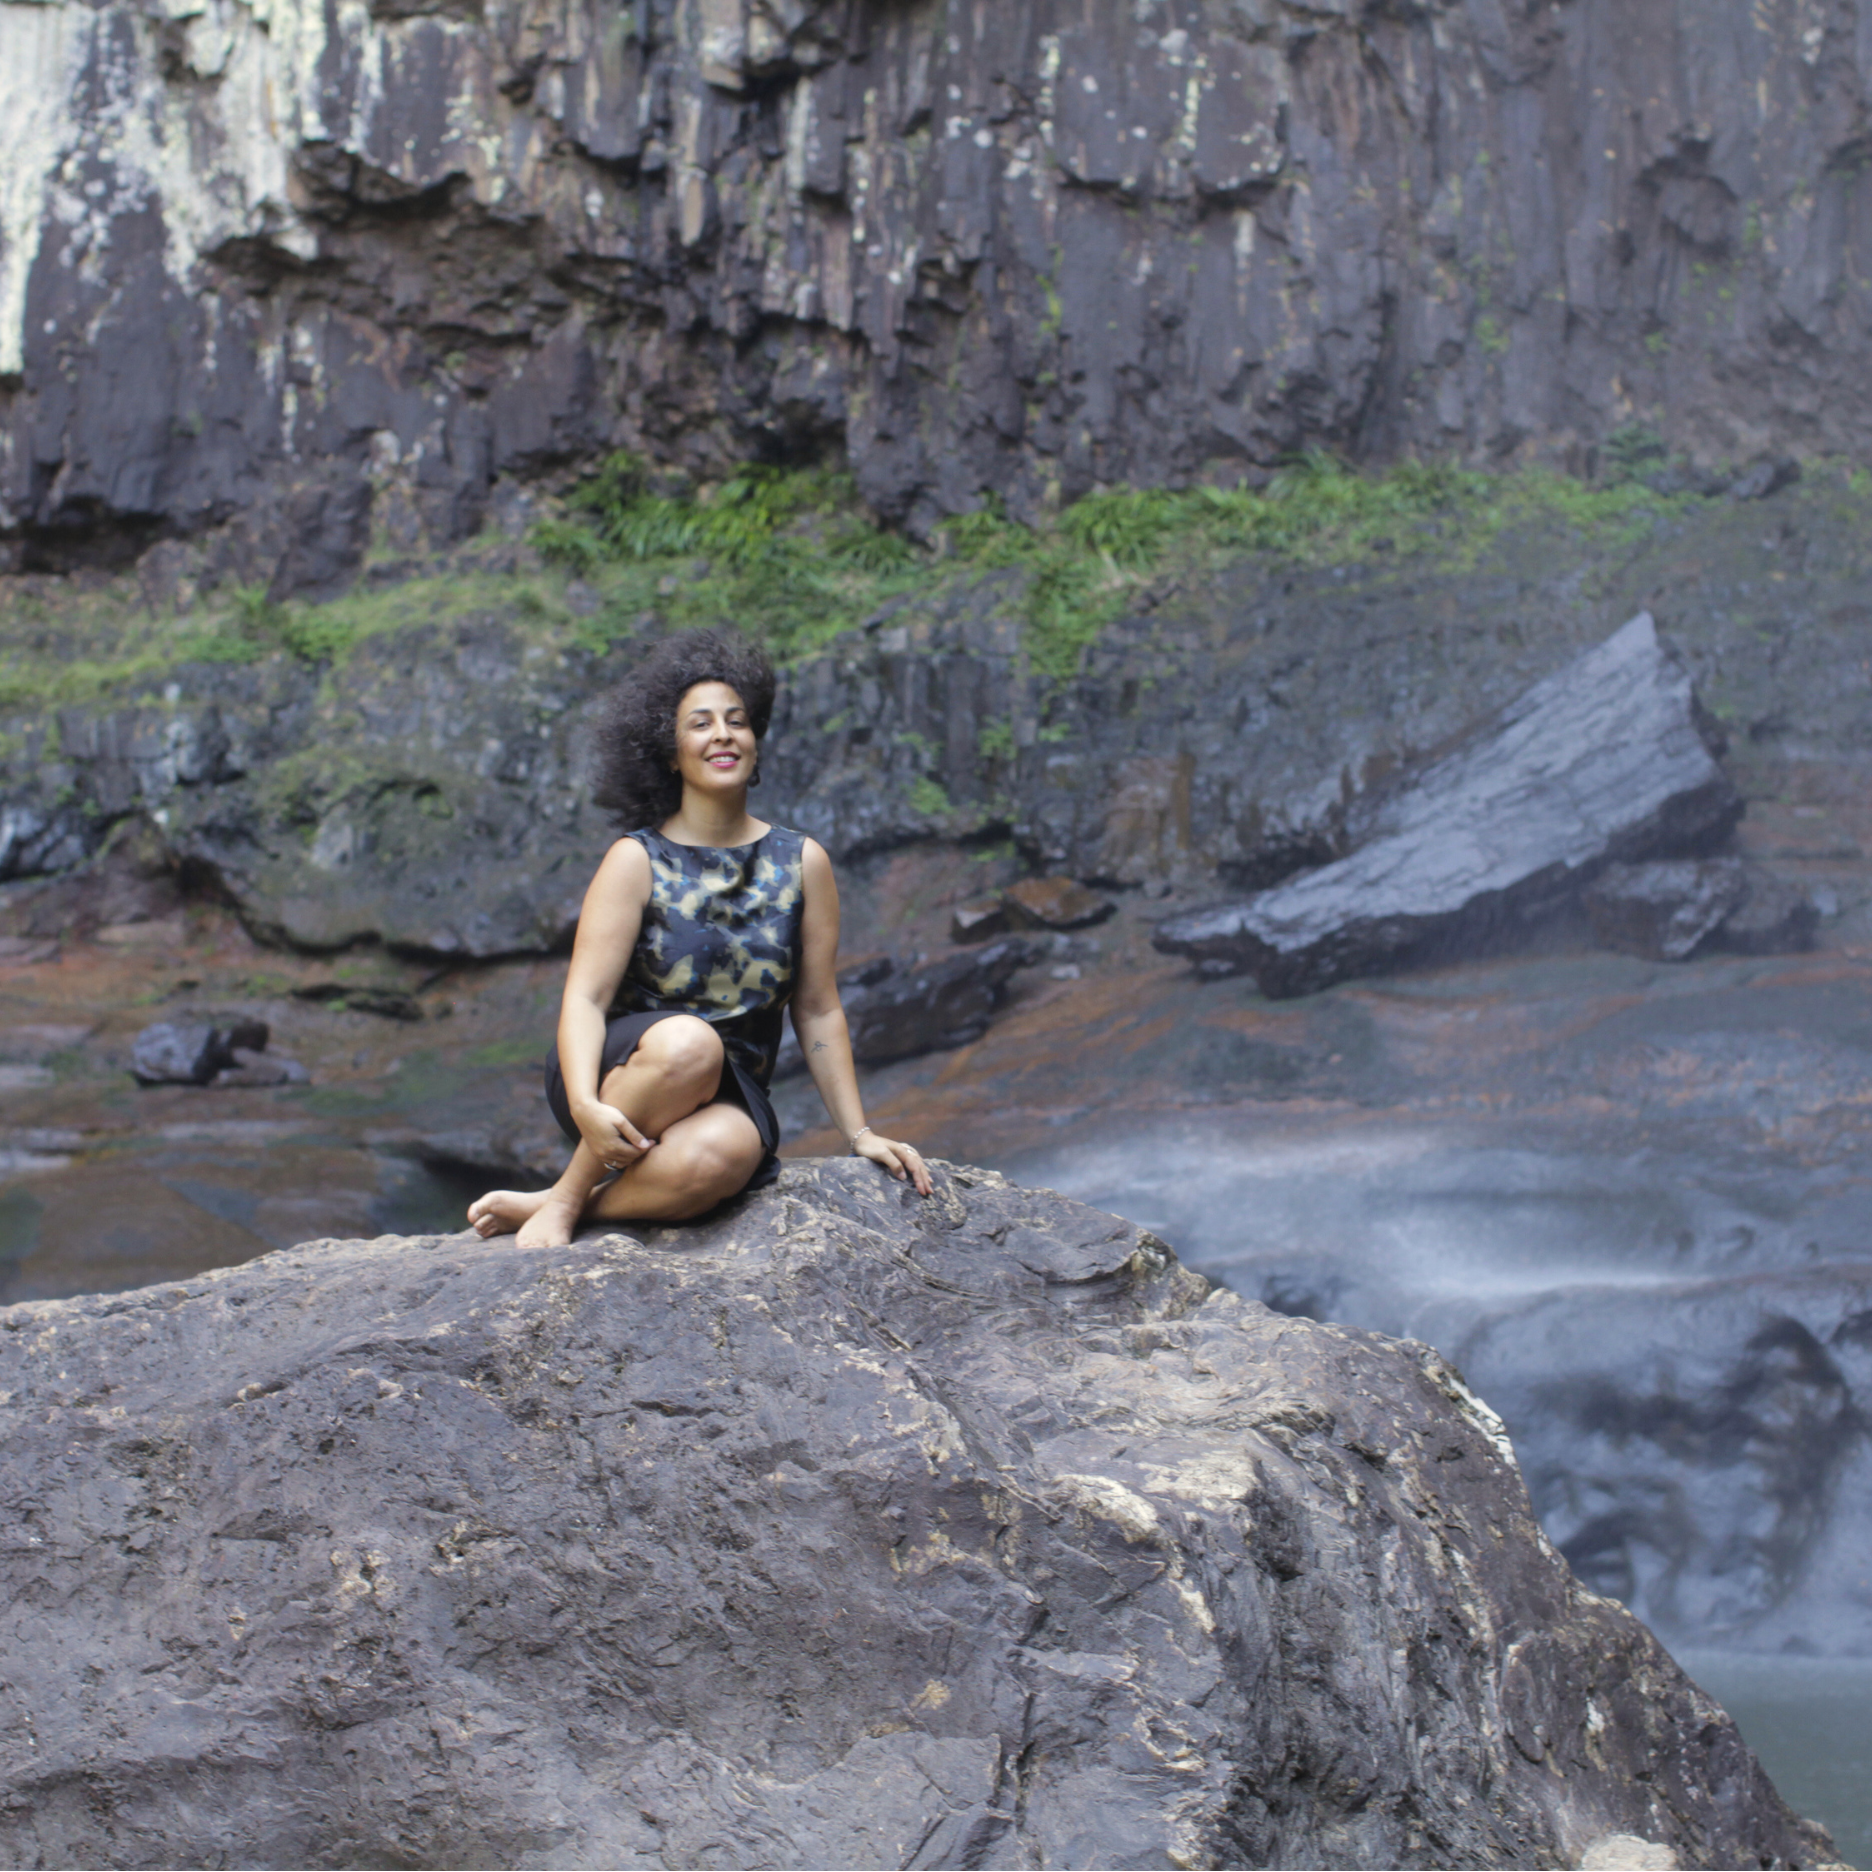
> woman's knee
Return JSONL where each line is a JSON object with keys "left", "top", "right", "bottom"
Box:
{"left": 662, "top": 1128, "right": 755, "bottom": 1215}
{"left": 634, "top": 1016, "right": 723, "bottom": 1092}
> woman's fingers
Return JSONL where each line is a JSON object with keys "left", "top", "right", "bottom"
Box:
{"left": 582, "top": 1104, "right": 656, "bottom": 1172}
{"left": 860, "top": 1135, "right": 933, "bottom": 1197}
{"left": 596, "top": 1102, "right": 651, "bottom": 1148}
{"left": 886, "top": 1140, "right": 931, "bottom": 1196}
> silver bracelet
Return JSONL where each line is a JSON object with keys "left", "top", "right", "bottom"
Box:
{"left": 848, "top": 1125, "right": 873, "bottom": 1154}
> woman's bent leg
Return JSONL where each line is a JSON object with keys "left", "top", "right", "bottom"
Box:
{"left": 584, "top": 1102, "right": 764, "bottom": 1224}
{"left": 470, "top": 1016, "right": 727, "bottom": 1246}
{"left": 594, "top": 1015, "right": 728, "bottom": 1141}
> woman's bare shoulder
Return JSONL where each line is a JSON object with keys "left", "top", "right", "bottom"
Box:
{"left": 594, "top": 835, "right": 654, "bottom": 895}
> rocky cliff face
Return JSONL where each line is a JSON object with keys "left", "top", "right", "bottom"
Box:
{"left": 0, "top": 1161, "right": 1836, "bottom": 1869}
{"left": 5, "top": 0, "right": 1871, "bottom": 584}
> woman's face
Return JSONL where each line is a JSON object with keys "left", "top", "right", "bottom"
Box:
{"left": 672, "top": 680, "right": 757, "bottom": 798}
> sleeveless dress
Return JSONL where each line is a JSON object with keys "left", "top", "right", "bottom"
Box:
{"left": 543, "top": 824, "right": 807, "bottom": 1193}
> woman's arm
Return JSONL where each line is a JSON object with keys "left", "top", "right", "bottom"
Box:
{"left": 557, "top": 838, "right": 659, "bottom": 1166}
{"left": 790, "top": 838, "right": 933, "bottom": 1196}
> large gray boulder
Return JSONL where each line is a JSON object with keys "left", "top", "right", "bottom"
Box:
{"left": 129, "top": 1016, "right": 269, "bottom": 1085}
{"left": 1154, "top": 615, "right": 1741, "bottom": 997}
{"left": 0, "top": 1161, "right": 1831, "bottom": 1869}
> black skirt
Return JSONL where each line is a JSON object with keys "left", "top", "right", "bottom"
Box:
{"left": 543, "top": 1011, "right": 782, "bottom": 1193}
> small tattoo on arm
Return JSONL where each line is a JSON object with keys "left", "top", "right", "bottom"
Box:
{"left": 811, "top": 1041, "right": 828, "bottom": 1052}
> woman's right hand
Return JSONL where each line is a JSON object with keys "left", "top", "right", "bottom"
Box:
{"left": 575, "top": 1102, "right": 656, "bottom": 1174}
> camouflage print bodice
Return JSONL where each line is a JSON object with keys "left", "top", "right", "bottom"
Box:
{"left": 614, "top": 825, "right": 807, "bottom": 1086}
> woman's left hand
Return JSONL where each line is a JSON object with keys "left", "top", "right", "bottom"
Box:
{"left": 854, "top": 1130, "right": 933, "bottom": 1197}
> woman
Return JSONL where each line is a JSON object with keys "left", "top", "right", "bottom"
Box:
{"left": 467, "top": 627, "right": 932, "bottom": 1249}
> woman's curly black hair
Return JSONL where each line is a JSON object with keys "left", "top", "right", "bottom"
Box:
{"left": 590, "top": 627, "right": 778, "bottom": 830}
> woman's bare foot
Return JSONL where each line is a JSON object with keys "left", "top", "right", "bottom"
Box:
{"left": 467, "top": 1189, "right": 551, "bottom": 1238}
{"left": 514, "top": 1190, "right": 586, "bottom": 1249}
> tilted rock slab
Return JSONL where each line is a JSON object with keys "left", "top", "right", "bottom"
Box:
{"left": 0, "top": 1162, "right": 1827, "bottom": 1869}
{"left": 1154, "top": 614, "right": 1741, "bottom": 998}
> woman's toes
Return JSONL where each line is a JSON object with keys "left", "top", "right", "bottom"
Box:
{"left": 468, "top": 1191, "right": 528, "bottom": 1238}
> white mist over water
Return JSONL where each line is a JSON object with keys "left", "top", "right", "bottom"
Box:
{"left": 1015, "top": 1114, "right": 1872, "bottom": 1331}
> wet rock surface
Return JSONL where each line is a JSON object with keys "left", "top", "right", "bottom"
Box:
{"left": 385, "top": 1119, "right": 565, "bottom": 1192}
{"left": 291, "top": 982, "right": 425, "bottom": 1022}
{"left": 1710, "top": 866, "right": 1821, "bottom": 957}
{"left": 1153, "top": 616, "right": 1740, "bottom": 996}
{"left": 1584, "top": 860, "right": 1754, "bottom": 961}
{"left": 211, "top": 1044, "right": 310, "bottom": 1088}
{"left": 0, "top": 1163, "right": 1832, "bottom": 1871}
{"left": 838, "top": 939, "right": 1040, "bottom": 1066}
{"left": 774, "top": 938, "right": 1039, "bottom": 1077}
{"left": 9, "top": 0, "right": 1872, "bottom": 576}
{"left": 950, "top": 898, "right": 1011, "bottom": 944}
{"left": 130, "top": 1017, "right": 271, "bottom": 1086}
{"left": 1003, "top": 875, "right": 1115, "bottom": 932}
{"left": 1579, "top": 856, "right": 1817, "bottom": 962}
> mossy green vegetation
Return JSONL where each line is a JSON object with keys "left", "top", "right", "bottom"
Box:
{"left": 533, "top": 449, "right": 1714, "bottom": 679}
{"left": 534, "top": 457, "right": 920, "bottom": 658}
{"left": 908, "top": 776, "right": 955, "bottom": 818}
{"left": 0, "top": 564, "right": 564, "bottom": 711}
{"left": 0, "top": 449, "right": 1846, "bottom": 714}
{"left": 926, "top": 453, "right": 1699, "bottom": 677}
